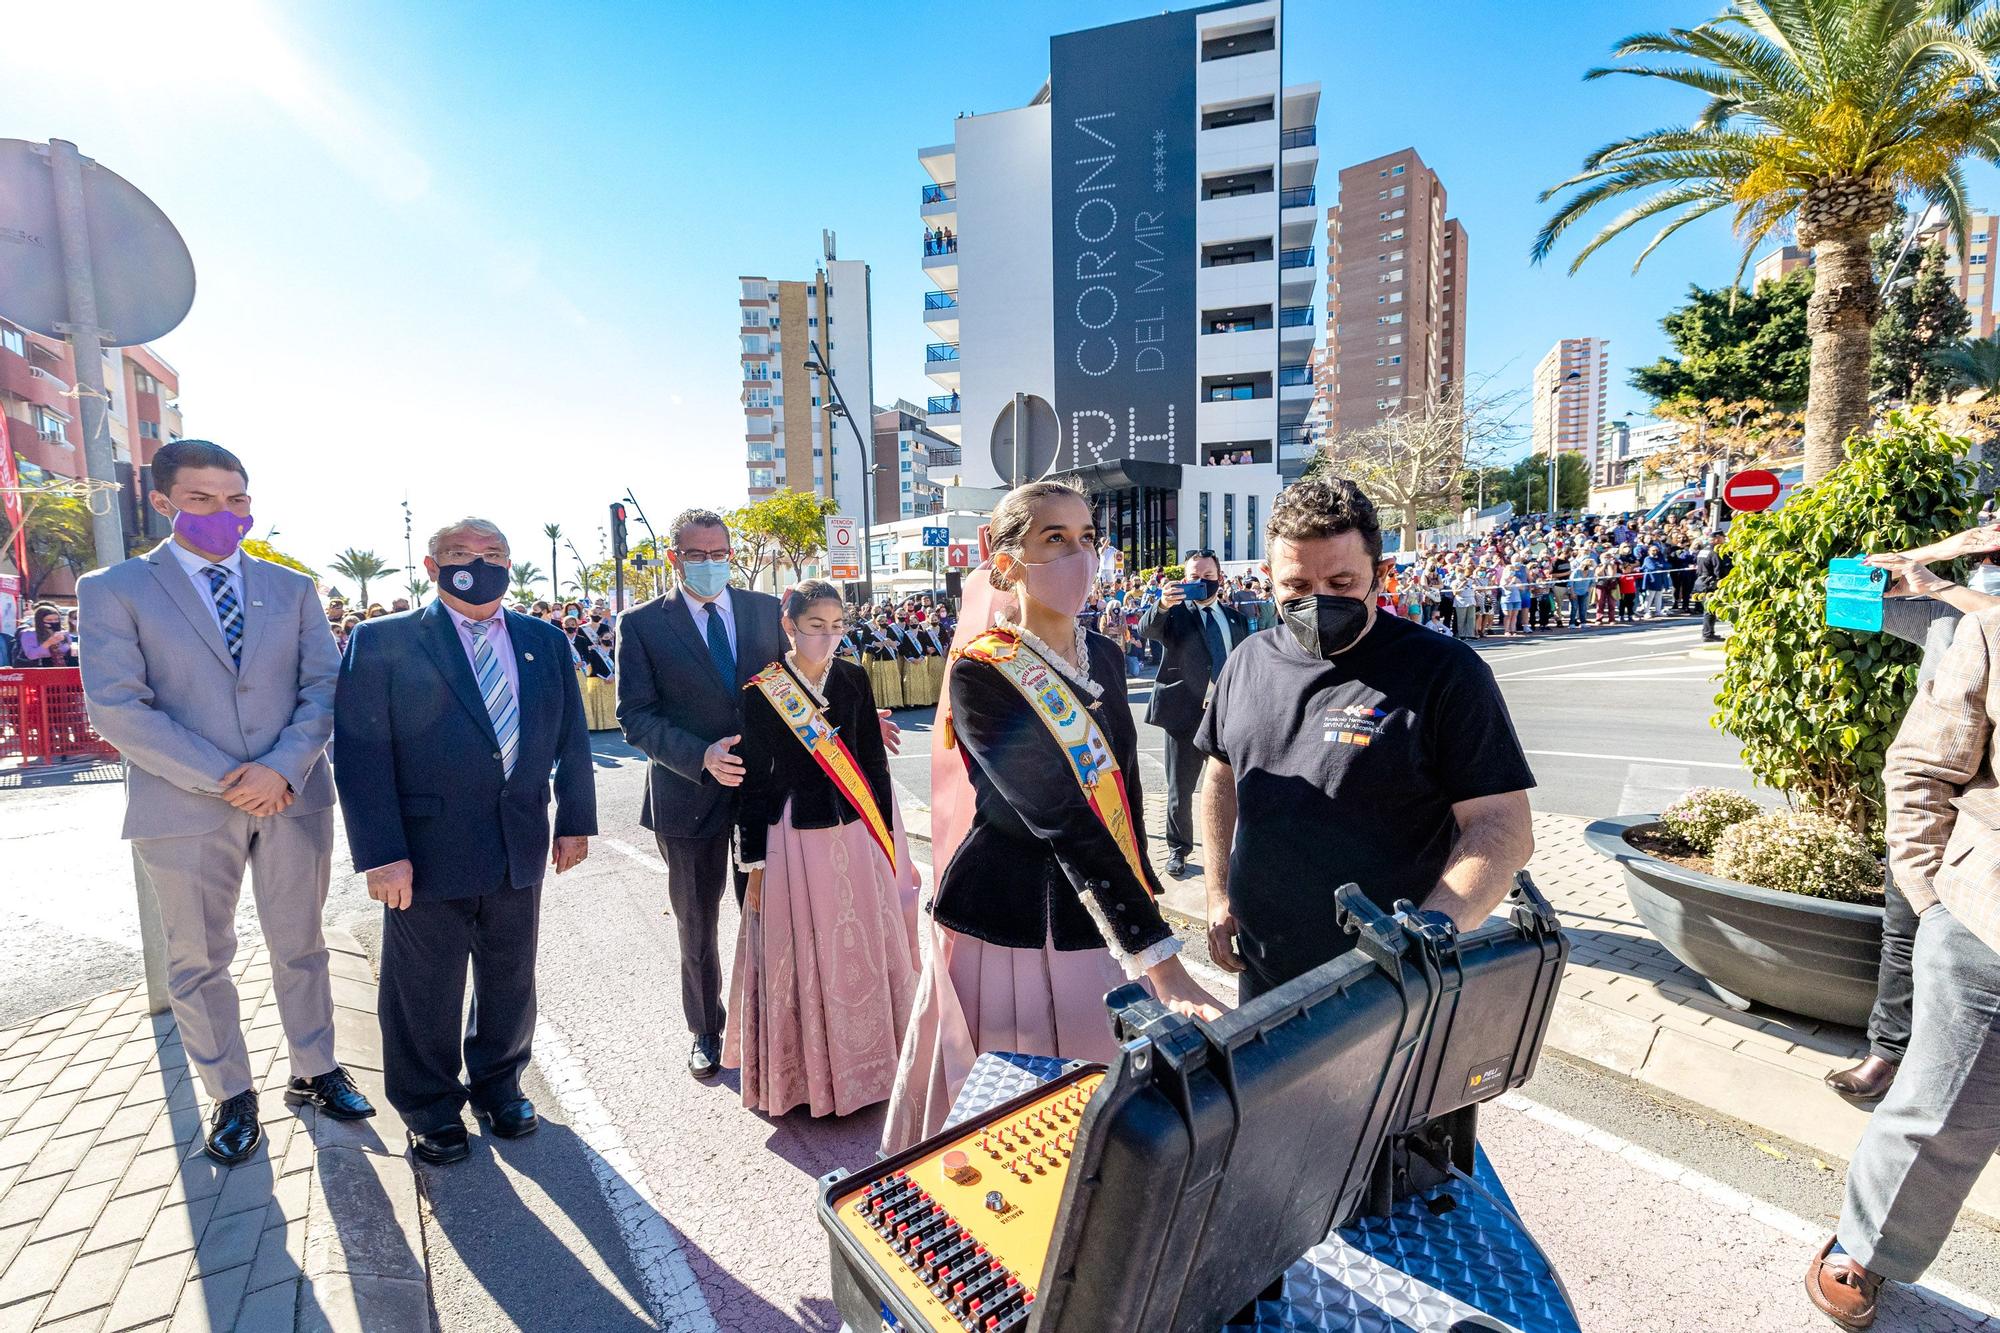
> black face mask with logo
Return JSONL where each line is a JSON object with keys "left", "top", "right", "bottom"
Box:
{"left": 1280, "top": 594, "right": 1370, "bottom": 659}
{"left": 438, "top": 560, "right": 511, "bottom": 605}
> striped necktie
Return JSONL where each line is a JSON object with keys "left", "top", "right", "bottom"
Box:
{"left": 468, "top": 618, "right": 520, "bottom": 778}
{"left": 202, "top": 566, "right": 244, "bottom": 665}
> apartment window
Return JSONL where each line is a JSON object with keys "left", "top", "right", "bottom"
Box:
{"left": 134, "top": 371, "right": 160, "bottom": 394}
{"left": 35, "top": 408, "right": 66, "bottom": 438}
{"left": 1381, "top": 270, "right": 1403, "bottom": 283}
{"left": 1223, "top": 494, "right": 1236, "bottom": 562}
{"left": 139, "top": 420, "right": 161, "bottom": 439}
{"left": 1207, "top": 383, "right": 1256, "bottom": 402}
{"left": 1389, "top": 186, "right": 1405, "bottom": 198}
{"left": 1377, "top": 313, "right": 1403, "bottom": 325}
{"left": 1247, "top": 495, "right": 1260, "bottom": 560}
{"left": 808, "top": 315, "right": 819, "bottom": 326}
{"left": 1201, "top": 99, "right": 1275, "bottom": 130}
{"left": 900, "top": 460, "right": 912, "bottom": 472}
{"left": 1, "top": 328, "right": 23, "bottom": 357}
{"left": 1389, "top": 355, "right": 1402, "bottom": 364}
{"left": 1199, "top": 493, "right": 1212, "bottom": 550}
{"left": 1975, "top": 255, "right": 1989, "bottom": 264}
{"left": 1392, "top": 165, "right": 1405, "bottom": 175}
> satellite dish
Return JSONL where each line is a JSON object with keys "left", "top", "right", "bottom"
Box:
{"left": 0, "top": 139, "right": 196, "bottom": 347}
{"left": 989, "top": 394, "right": 1061, "bottom": 486}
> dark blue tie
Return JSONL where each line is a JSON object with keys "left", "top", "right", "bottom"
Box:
{"left": 704, "top": 603, "right": 735, "bottom": 683}
{"left": 1200, "top": 605, "right": 1229, "bottom": 672}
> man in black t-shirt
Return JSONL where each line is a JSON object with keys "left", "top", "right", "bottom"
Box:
{"left": 1195, "top": 479, "right": 1537, "bottom": 999}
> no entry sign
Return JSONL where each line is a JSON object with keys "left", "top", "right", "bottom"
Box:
{"left": 1722, "top": 469, "right": 1782, "bottom": 513}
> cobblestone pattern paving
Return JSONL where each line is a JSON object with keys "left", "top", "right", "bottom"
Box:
{"left": 0, "top": 929, "right": 427, "bottom": 1333}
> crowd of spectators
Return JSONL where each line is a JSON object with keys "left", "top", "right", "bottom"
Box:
{"left": 1384, "top": 510, "right": 1725, "bottom": 641}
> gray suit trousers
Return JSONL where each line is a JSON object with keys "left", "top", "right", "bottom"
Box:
{"left": 134, "top": 805, "right": 338, "bottom": 1100}
{"left": 1839, "top": 905, "right": 2000, "bottom": 1281}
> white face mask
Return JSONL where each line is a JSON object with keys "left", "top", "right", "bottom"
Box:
{"left": 1970, "top": 563, "right": 2000, "bottom": 596}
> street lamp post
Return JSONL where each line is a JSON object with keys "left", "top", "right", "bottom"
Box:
{"left": 622, "top": 489, "right": 663, "bottom": 598}
{"left": 806, "top": 339, "right": 877, "bottom": 602}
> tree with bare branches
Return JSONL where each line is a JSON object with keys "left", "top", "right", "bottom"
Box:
{"left": 1307, "top": 381, "right": 1524, "bottom": 550}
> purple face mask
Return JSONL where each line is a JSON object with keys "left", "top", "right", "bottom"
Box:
{"left": 171, "top": 506, "right": 254, "bottom": 559}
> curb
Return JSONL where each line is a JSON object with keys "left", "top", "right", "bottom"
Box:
{"left": 301, "top": 927, "right": 433, "bottom": 1333}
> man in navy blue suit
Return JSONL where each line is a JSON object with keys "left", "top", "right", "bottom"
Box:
{"left": 333, "top": 518, "right": 596, "bottom": 1165}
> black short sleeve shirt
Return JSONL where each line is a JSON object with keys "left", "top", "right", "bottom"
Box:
{"left": 1194, "top": 615, "right": 1536, "bottom": 992}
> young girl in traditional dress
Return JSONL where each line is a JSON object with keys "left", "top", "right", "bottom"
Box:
{"left": 884, "top": 481, "right": 1223, "bottom": 1152}
{"left": 726, "top": 581, "right": 919, "bottom": 1117}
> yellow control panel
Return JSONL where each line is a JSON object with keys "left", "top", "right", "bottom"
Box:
{"left": 829, "top": 1070, "right": 1105, "bottom": 1332}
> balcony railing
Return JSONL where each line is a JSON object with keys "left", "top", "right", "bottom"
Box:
{"left": 927, "top": 393, "right": 962, "bottom": 414}
{"left": 926, "top": 446, "right": 963, "bottom": 467}
{"left": 1280, "top": 125, "right": 1317, "bottom": 149}
{"left": 1279, "top": 425, "right": 1314, "bottom": 449}
{"left": 1279, "top": 185, "right": 1316, "bottom": 209}
{"left": 923, "top": 235, "right": 959, "bottom": 257}
{"left": 924, "top": 290, "right": 959, "bottom": 311}
{"left": 925, "top": 343, "right": 961, "bottom": 364}
{"left": 922, "top": 182, "right": 956, "bottom": 205}
{"left": 1278, "top": 305, "right": 1315, "bottom": 327}
{"left": 1279, "top": 247, "right": 1316, "bottom": 269}
{"left": 1277, "top": 365, "right": 1314, "bottom": 387}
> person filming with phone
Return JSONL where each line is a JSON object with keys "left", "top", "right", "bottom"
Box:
{"left": 1139, "top": 550, "right": 1252, "bottom": 880}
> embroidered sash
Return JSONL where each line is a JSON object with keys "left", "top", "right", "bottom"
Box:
{"left": 749, "top": 662, "right": 897, "bottom": 873}
{"left": 954, "top": 626, "right": 1150, "bottom": 892}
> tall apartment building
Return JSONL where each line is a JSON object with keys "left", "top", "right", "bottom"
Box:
{"left": 1532, "top": 337, "right": 1610, "bottom": 476}
{"left": 918, "top": 0, "right": 1318, "bottom": 568}
{"left": 1312, "top": 147, "right": 1468, "bottom": 479}
{"left": 872, "top": 400, "right": 958, "bottom": 520}
{"left": 1917, "top": 210, "right": 2000, "bottom": 338}
{"left": 737, "top": 244, "right": 876, "bottom": 523}
{"left": 2, "top": 316, "right": 184, "bottom": 595}
{"left": 1753, "top": 246, "right": 1810, "bottom": 288}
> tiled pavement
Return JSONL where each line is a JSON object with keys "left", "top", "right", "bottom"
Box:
{"left": 0, "top": 929, "right": 428, "bottom": 1333}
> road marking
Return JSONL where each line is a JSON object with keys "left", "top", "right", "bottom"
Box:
{"left": 1497, "top": 644, "right": 1709, "bottom": 679}
{"left": 534, "top": 1018, "right": 721, "bottom": 1332}
{"left": 1499, "top": 1091, "right": 2000, "bottom": 1322}
{"left": 1509, "top": 666, "right": 1719, "bottom": 681}
{"left": 1525, "top": 749, "right": 1743, "bottom": 771}
{"left": 604, "top": 838, "right": 668, "bottom": 874}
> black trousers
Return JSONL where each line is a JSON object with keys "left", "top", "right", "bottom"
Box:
{"left": 657, "top": 831, "right": 747, "bottom": 1036}
{"left": 1866, "top": 868, "right": 1919, "bottom": 1064}
{"left": 380, "top": 885, "right": 541, "bottom": 1134}
{"left": 1163, "top": 729, "right": 1203, "bottom": 857}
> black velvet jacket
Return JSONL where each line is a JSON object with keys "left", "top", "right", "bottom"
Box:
{"left": 932, "top": 630, "right": 1172, "bottom": 960}
{"left": 734, "top": 658, "right": 895, "bottom": 865}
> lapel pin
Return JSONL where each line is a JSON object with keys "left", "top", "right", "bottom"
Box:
{"left": 524, "top": 652, "right": 535, "bottom": 661}
{"left": 251, "top": 601, "right": 264, "bottom": 607}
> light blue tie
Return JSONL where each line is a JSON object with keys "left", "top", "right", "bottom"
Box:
{"left": 468, "top": 619, "right": 519, "bottom": 778}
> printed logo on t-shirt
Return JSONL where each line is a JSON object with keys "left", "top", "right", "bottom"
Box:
{"left": 1324, "top": 703, "right": 1387, "bottom": 747}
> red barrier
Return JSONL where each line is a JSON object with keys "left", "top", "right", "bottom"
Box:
{"left": 0, "top": 667, "right": 120, "bottom": 767}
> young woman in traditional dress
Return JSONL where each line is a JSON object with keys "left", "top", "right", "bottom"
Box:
{"left": 726, "top": 581, "right": 919, "bottom": 1117}
{"left": 884, "top": 481, "right": 1224, "bottom": 1152}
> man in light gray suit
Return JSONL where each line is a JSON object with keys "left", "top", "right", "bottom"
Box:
{"left": 79, "top": 439, "right": 374, "bottom": 1166}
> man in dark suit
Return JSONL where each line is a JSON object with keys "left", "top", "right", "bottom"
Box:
{"left": 614, "top": 508, "right": 791, "bottom": 1078}
{"left": 1139, "top": 550, "right": 1251, "bottom": 878}
{"left": 333, "top": 518, "right": 596, "bottom": 1164}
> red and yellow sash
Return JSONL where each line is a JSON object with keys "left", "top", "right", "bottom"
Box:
{"left": 750, "top": 662, "right": 897, "bottom": 874}
{"left": 953, "top": 626, "right": 1150, "bottom": 893}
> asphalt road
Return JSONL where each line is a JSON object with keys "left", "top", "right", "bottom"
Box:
{"left": 4, "top": 617, "right": 1994, "bottom": 1331}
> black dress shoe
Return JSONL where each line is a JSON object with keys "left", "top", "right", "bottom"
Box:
{"left": 409, "top": 1124, "right": 470, "bottom": 1165}
{"left": 475, "top": 1097, "right": 539, "bottom": 1139}
{"left": 1166, "top": 851, "right": 1188, "bottom": 878}
{"left": 285, "top": 1066, "right": 377, "bottom": 1121}
{"left": 688, "top": 1034, "right": 722, "bottom": 1079}
{"left": 204, "top": 1090, "right": 263, "bottom": 1166}
{"left": 1826, "top": 1055, "right": 1899, "bottom": 1102}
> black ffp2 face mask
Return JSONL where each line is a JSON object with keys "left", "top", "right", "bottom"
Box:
{"left": 1280, "top": 594, "right": 1370, "bottom": 659}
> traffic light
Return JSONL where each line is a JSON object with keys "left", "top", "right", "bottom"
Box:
{"left": 610, "top": 502, "right": 629, "bottom": 561}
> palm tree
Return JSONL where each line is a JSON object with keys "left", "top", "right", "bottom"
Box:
{"left": 543, "top": 523, "right": 563, "bottom": 600}
{"left": 509, "top": 561, "right": 544, "bottom": 604}
{"left": 329, "top": 548, "right": 391, "bottom": 607}
{"left": 1935, "top": 331, "right": 2000, "bottom": 397}
{"left": 406, "top": 576, "right": 432, "bottom": 606}
{"left": 1533, "top": 0, "right": 2000, "bottom": 483}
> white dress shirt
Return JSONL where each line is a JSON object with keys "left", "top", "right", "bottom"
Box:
{"left": 444, "top": 603, "right": 520, "bottom": 703}
{"left": 681, "top": 584, "right": 738, "bottom": 659}
{"left": 1198, "top": 598, "right": 1240, "bottom": 657}
{"left": 167, "top": 539, "right": 245, "bottom": 636}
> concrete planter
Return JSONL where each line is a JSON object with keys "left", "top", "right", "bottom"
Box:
{"left": 1582, "top": 814, "right": 1882, "bottom": 1029}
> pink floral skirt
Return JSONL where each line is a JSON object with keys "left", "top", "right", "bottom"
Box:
{"left": 723, "top": 804, "right": 920, "bottom": 1118}
{"left": 881, "top": 918, "right": 1133, "bottom": 1155}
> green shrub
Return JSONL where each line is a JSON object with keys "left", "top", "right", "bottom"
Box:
{"left": 1660, "top": 787, "right": 1761, "bottom": 853}
{"left": 1711, "top": 811, "right": 1882, "bottom": 902}
{"left": 1708, "top": 410, "right": 1974, "bottom": 837}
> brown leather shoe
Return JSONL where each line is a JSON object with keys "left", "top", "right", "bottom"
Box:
{"left": 1806, "top": 1236, "right": 1882, "bottom": 1329}
{"left": 1825, "top": 1055, "right": 1898, "bottom": 1102}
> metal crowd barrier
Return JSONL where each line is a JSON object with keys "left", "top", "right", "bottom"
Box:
{"left": 0, "top": 666, "right": 119, "bottom": 767}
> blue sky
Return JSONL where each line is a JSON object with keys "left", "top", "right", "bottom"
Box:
{"left": 13, "top": 0, "right": 1999, "bottom": 587}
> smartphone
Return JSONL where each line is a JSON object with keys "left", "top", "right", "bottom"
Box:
{"left": 1824, "top": 558, "right": 1889, "bottom": 632}
{"left": 1178, "top": 580, "right": 1205, "bottom": 601}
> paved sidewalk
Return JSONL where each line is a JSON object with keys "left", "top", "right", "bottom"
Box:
{"left": 1154, "top": 807, "right": 2000, "bottom": 1220}
{"left": 0, "top": 928, "right": 429, "bottom": 1332}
